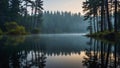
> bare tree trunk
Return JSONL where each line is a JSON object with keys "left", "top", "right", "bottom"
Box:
{"left": 31, "top": 5, "right": 34, "bottom": 31}
{"left": 101, "top": 0, "right": 104, "bottom": 32}
{"left": 94, "top": 15, "right": 96, "bottom": 33}
{"left": 34, "top": 0, "right": 38, "bottom": 28}
{"left": 105, "top": 0, "right": 112, "bottom": 31}
{"left": 96, "top": 14, "right": 99, "bottom": 32}
{"left": 103, "top": 12, "right": 107, "bottom": 31}
{"left": 114, "top": 0, "right": 118, "bottom": 32}
{"left": 90, "top": 18, "right": 93, "bottom": 34}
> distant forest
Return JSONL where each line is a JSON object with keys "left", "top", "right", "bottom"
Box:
{"left": 41, "top": 11, "right": 88, "bottom": 33}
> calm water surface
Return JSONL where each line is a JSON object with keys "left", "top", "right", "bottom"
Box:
{"left": 0, "top": 34, "right": 120, "bottom": 68}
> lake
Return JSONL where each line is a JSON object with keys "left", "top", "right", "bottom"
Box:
{"left": 0, "top": 34, "right": 120, "bottom": 68}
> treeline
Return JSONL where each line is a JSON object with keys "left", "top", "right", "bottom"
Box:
{"left": 41, "top": 11, "right": 88, "bottom": 33}
{"left": 0, "top": 0, "right": 43, "bottom": 35}
{"left": 83, "top": 0, "right": 120, "bottom": 34}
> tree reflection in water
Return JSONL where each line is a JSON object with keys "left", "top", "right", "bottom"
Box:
{"left": 0, "top": 35, "right": 85, "bottom": 68}
{"left": 0, "top": 36, "right": 47, "bottom": 68}
{"left": 0, "top": 35, "right": 120, "bottom": 68}
{"left": 83, "top": 38, "right": 120, "bottom": 68}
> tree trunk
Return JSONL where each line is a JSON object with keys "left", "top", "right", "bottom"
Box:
{"left": 93, "top": 15, "right": 96, "bottom": 33}
{"left": 114, "top": 0, "right": 118, "bottom": 32}
{"left": 101, "top": 0, "right": 104, "bottom": 32}
{"left": 105, "top": 43, "right": 111, "bottom": 68}
{"left": 96, "top": 14, "right": 99, "bottom": 32}
{"left": 31, "top": 5, "right": 34, "bottom": 31}
{"left": 105, "top": 0, "right": 112, "bottom": 31}
{"left": 90, "top": 18, "right": 93, "bottom": 34}
{"left": 34, "top": 0, "right": 38, "bottom": 28}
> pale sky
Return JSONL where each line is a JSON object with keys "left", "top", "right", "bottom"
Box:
{"left": 43, "top": 0, "right": 85, "bottom": 14}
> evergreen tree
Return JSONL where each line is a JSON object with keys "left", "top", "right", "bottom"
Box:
{"left": 10, "top": 0, "right": 21, "bottom": 22}
{"left": 0, "top": 0, "right": 9, "bottom": 30}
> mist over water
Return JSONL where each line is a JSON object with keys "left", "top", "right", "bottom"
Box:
{"left": 0, "top": 34, "right": 119, "bottom": 68}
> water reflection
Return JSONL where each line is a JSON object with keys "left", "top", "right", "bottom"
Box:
{"left": 0, "top": 35, "right": 47, "bottom": 68}
{"left": 83, "top": 38, "right": 120, "bottom": 68}
{"left": 0, "top": 34, "right": 119, "bottom": 68}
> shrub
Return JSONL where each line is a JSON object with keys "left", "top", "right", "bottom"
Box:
{"left": 5, "top": 22, "right": 27, "bottom": 35}
{"left": 5, "top": 22, "right": 18, "bottom": 30}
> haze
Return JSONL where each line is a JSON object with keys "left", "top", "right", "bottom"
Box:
{"left": 43, "top": 0, "right": 85, "bottom": 14}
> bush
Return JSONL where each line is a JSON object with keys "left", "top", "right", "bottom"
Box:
{"left": 5, "top": 22, "right": 18, "bottom": 30}
{"left": 31, "top": 28, "right": 40, "bottom": 34}
{"left": 5, "top": 22, "right": 27, "bottom": 35}
{"left": 6, "top": 26, "right": 27, "bottom": 35}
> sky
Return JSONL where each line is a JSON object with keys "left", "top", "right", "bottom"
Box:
{"left": 43, "top": 0, "right": 85, "bottom": 14}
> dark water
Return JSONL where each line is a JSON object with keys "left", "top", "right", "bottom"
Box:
{"left": 0, "top": 34, "right": 120, "bottom": 68}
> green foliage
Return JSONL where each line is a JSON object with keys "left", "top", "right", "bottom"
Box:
{"left": 31, "top": 28, "right": 40, "bottom": 34}
{"left": 0, "top": 0, "right": 43, "bottom": 32}
{"left": 5, "top": 22, "right": 27, "bottom": 35}
{"left": 5, "top": 22, "right": 18, "bottom": 30}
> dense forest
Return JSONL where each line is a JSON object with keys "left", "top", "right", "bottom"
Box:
{"left": 0, "top": 0, "right": 43, "bottom": 35}
{"left": 2, "top": 0, "right": 120, "bottom": 35}
{"left": 0, "top": 0, "right": 90, "bottom": 35}
{"left": 83, "top": 0, "right": 120, "bottom": 36}
{"left": 41, "top": 11, "right": 88, "bottom": 33}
